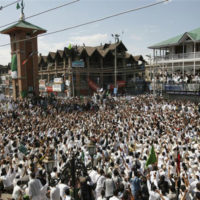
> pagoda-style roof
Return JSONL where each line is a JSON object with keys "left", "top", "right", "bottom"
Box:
{"left": 1, "top": 20, "right": 46, "bottom": 35}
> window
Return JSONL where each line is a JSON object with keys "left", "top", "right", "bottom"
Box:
{"left": 175, "top": 45, "right": 186, "bottom": 54}
{"left": 196, "top": 43, "right": 200, "bottom": 52}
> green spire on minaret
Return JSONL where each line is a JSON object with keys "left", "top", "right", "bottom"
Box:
{"left": 17, "top": 0, "right": 25, "bottom": 20}
{"left": 21, "top": 0, "right": 25, "bottom": 19}
{"left": 16, "top": 3, "right": 20, "bottom": 10}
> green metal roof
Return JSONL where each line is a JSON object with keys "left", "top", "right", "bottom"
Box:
{"left": 149, "top": 27, "right": 200, "bottom": 49}
{"left": 1, "top": 20, "right": 46, "bottom": 34}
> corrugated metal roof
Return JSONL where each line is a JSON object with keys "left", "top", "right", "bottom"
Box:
{"left": 1, "top": 20, "right": 46, "bottom": 34}
{"left": 149, "top": 27, "right": 200, "bottom": 49}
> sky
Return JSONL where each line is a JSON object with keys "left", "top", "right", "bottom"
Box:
{"left": 0, "top": 0, "right": 200, "bottom": 65}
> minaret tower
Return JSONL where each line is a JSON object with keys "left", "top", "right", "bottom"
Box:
{"left": 1, "top": 0, "right": 46, "bottom": 99}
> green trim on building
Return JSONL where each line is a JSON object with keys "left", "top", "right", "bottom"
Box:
{"left": 149, "top": 27, "right": 200, "bottom": 49}
{"left": 1, "top": 20, "right": 46, "bottom": 33}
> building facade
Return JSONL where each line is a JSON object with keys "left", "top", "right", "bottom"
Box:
{"left": 148, "top": 27, "right": 200, "bottom": 95}
{"left": 1, "top": 20, "right": 46, "bottom": 99}
{"left": 0, "top": 64, "right": 11, "bottom": 95}
{"left": 38, "top": 41, "right": 146, "bottom": 96}
{"left": 149, "top": 27, "right": 200, "bottom": 80}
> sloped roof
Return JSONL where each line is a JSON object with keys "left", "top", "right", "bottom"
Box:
{"left": 38, "top": 55, "right": 48, "bottom": 64}
{"left": 85, "top": 46, "right": 96, "bottom": 56}
{"left": 39, "top": 41, "right": 134, "bottom": 61}
{"left": 77, "top": 46, "right": 85, "bottom": 55}
{"left": 134, "top": 55, "right": 144, "bottom": 61}
{"left": 1, "top": 20, "right": 46, "bottom": 34}
{"left": 125, "top": 52, "right": 133, "bottom": 59}
{"left": 149, "top": 27, "right": 200, "bottom": 49}
{"left": 38, "top": 56, "right": 42, "bottom": 64}
{"left": 48, "top": 52, "right": 56, "bottom": 60}
{"left": 57, "top": 50, "right": 64, "bottom": 58}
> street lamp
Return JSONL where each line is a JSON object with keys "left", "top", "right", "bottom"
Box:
{"left": 87, "top": 141, "right": 96, "bottom": 168}
{"left": 43, "top": 148, "right": 55, "bottom": 184}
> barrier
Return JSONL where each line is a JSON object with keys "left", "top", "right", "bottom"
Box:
{"left": 150, "top": 83, "right": 200, "bottom": 95}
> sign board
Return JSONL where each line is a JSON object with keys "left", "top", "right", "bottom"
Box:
{"left": 114, "top": 87, "right": 118, "bottom": 94}
{"left": 1, "top": 76, "right": 6, "bottom": 81}
{"left": 72, "top": 60, "right": 85, "bottom": 68}
{"left": 39, "top": 80, "right": 46, "bottom": 86}
{"left": 46, "top": 86, "right": 53, "bottom": 92}
{"left": 65, "top": 80, "right": 70, "bottom": 86}
{"left": 11, "top": 71, "right": 17, "bottom": 79}
{"left": 53, "top": 84, "right": 64, "bottom": 92}
{"left": 54, "top": 78, "right": 63, "bottom": 84}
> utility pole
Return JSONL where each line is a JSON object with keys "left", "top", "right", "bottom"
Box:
{"left": 146, "top": 55, "right": 153, "bottom": 94}
{"left": 153, "top": 50, "right": 156, "bottom": 98}
{"left": 111, "top": 34, "right": 120, "bottom": 96}
{"left": 146, "top": 55, "right": 152, "bottom": 81}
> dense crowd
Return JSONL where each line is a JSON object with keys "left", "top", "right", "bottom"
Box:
{"left": 154, "top": 71, "right": 200, "bottom": 84}
{"left": 0, "top": 94, "right": 199, "bottom": 200}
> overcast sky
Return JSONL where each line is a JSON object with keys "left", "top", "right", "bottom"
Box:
{"left": 0, "top": 0, "right": 200, "bottom": 65}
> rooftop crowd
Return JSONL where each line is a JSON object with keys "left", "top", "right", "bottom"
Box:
{"left": 0, "top": 94, "right": 199, "bottom": 200}
{"left": 154, "top": 70, "right": 200, "bottom": 84}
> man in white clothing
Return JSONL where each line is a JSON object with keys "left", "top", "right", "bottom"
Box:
{"left": 12, "top": 180, "right": 23, "bottom": 200}
{"left": 28, "top": 172, "right": 43, "bottom": 200}
{"left": 64, "top": 188, "right": 71, "bottom": 200}
{"left": 110, "top": 190, "right": 120, "bottom": 200}
{"left": 50, "top": 179, "right": 60, "bottom": 200}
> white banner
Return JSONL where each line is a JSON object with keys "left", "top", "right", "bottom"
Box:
{"left": 11, "top": 71, "right": 17, "bottom": 79}
{"left": 53, "top": 84, "right": 64, "bottom": 92}
{"left": 54, "top": 78, "right": 63, "bottom": 84}
{"left": 65, "top": 80, "right": 70, "bottom": 86}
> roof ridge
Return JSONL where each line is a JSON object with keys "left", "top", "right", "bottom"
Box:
{"left": 149, "top": 26, "right": 200, "bottom": 49}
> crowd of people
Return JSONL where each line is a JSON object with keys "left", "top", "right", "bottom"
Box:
{"left": 0, "top": 94, "right": 199, "bottom": 200}
{"left": 154, "top": 71, "right": 200, "bottom": 84}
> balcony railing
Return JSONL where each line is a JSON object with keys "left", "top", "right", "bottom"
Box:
{"left": 156, "top": 52, "right": 200, "bottom": 62}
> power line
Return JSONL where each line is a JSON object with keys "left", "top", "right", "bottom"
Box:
{"left": 0, "top": 0, "right": 80, "bottom": 29}
{"left": 0, "top": 0, "right": 20, "bottom": 11}
{"left": 0, "top": 0, "right": 168, "bottom": 48}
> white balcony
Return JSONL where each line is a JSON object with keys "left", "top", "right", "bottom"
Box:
{"left": 156, "top": 52, "right": 200, "bottom": 63}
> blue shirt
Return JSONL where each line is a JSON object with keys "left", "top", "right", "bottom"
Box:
{"left": 130, "top": 177, "right": 141, "bottom": 196}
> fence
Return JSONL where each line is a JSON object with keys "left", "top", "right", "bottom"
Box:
{"left": 150, "top": 82, "right": 200, "bottom": 96}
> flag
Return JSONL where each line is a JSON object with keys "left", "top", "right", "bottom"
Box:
{"left": 16, "top": 2, "right": 20, "bottom": 9}
{"left": 11, "top": 54, "right": 17, "bottom": 71}
{"left": 81, "top": 151, "right": 85, "bottom": 162}
{"left": 68, "top": 43, "right": 72, "bottom": 50}
{"left": 22, "top": 52, "right": 35, "bottom": 65}
{"left": 11, "top": 54, "right": 18, "bottom": 79}
{"left": 146, "top": 145, "right": 157, "bottom": 167}
{"left": 18, "top": 144, "right": 28, "bottom": 155}
{"left": 176, "top": 152, "right": 181, "bottom": 174}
